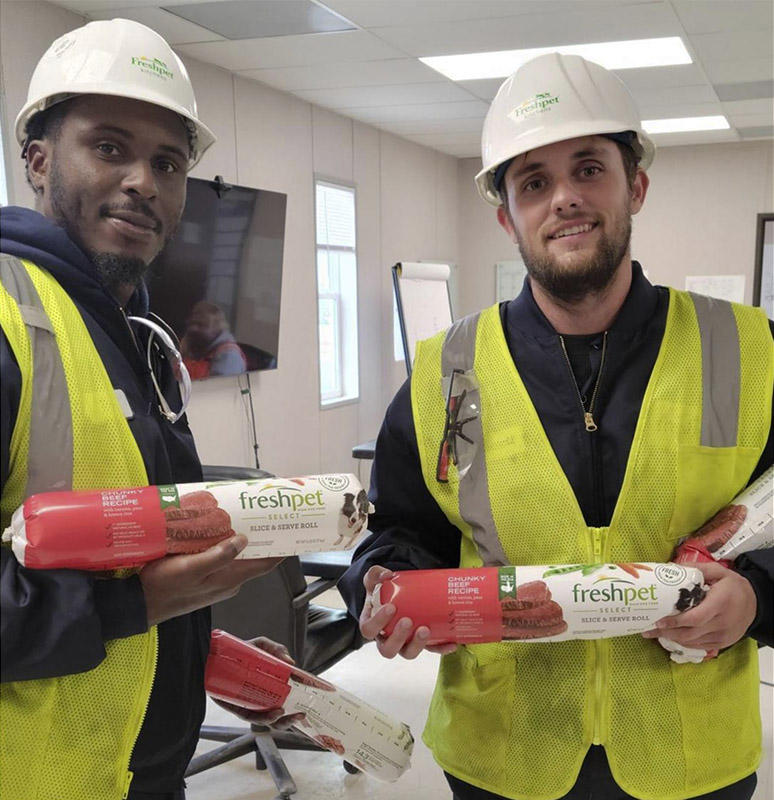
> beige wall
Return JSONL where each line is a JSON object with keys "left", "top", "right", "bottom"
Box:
{"left": 0, "top": 0, "right": 458, "bottom": 482}
{"left": 456, "top": 139, "right": 774, "bottom": 317}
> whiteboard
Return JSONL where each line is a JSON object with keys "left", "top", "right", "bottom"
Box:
{"left": 393, "top": 262, "right": 453, "bottom": 374}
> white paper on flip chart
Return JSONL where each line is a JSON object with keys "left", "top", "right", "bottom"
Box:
{"left": 685, "top": 274, "right": 746, "bottom": 303}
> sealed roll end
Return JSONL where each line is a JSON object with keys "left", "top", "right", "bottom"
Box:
{"left": 3, "top": 506, "right": 28, "bottom": 565}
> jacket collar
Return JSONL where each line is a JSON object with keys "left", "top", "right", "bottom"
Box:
{"left": 503, "top": 261, "right": 659, "bottom": 341}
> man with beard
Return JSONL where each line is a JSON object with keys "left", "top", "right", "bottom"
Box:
{"left": 0, "top": 19, "right": 298, "bottom": 800}
{"left": 338, "top": 53, "right": 773, "bottom": 800}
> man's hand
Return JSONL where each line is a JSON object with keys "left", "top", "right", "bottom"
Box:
{"left": 212, "top": 637, "right": 305, "bottom": 730}
{"left": 642, "top": 562, "right": 758, "bottom": 651}
{"left": 140, "top": 534, "right": 282, "bottom": 626}
{"left": 360, "top": 566, "right": 457, "bottom": 660}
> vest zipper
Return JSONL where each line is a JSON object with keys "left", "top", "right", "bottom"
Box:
{"left": 590, "top": 528, "right": 609, "bottom": 746}
{"left": 559, "top": 331, "right": 608, "bottom": 431}
{"left": 123, "top": 630, "right": 159, "bottom": 799}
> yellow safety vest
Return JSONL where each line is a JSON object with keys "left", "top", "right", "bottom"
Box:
{"left": 412, "top": 291, "right": 772, "bottom": 800}
{"left": 0, "top": 256, "right": 157, "bottom": 800}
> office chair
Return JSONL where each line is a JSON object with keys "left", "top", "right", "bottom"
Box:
{"left": 185, "top": 465, "right": 365, "bottom": 800}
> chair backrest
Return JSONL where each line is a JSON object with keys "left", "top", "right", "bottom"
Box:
{"left": 210, "top": 558, "right": 309, "bottom": 662}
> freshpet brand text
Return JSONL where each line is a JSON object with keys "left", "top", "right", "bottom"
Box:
{"left": 239, "top": 490, "right": 324, "bottom": 512}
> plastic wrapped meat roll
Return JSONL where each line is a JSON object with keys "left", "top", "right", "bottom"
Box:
{"left": 3, "top": 474, "right": 372, "bottom": 570}
{"left": 371, "top": 563, "right": 707, "bottom": 646}
{"left": 205, "top": 630, "right": 414, "bottom": 782}
{"left": 660, "top": 465, "right": 773, "bottom": 663}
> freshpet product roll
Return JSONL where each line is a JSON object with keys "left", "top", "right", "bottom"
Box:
{"left": 2, "top": 474, "right": 372, "bottom": 570}
{"left": 660, "top": 465, "right": 774, "bottom": 663}
{"left": 205, "top": 630, "right": 414, "bottom": 782}
{"left": 372, "top": 563, "right": 706, "bottom": 645}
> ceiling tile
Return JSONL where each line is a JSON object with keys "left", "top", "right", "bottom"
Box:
{"left": 346, "top": 100, "right": 489, "bottom": 124}
{"left": 86, "top": 6, "right": 224, "bottom": 44}
{"left": 292, "top": 81, "right": 477, "bottom": 109}
{"left": 715, "top": 80, "right": 774, "bottom": 102}
{"left": 321, "top": 0, "right": 635, "bottom": 29}
{"left": 164, "top": 0, "right": 356, "bottom": 40}
{"left": 703, "top": 58, "right": 774, "bottom": 84}
{"left": 727, "top": 111, "right": 774, "bottom": 127}
{"left": 177, "top": 29, "right": 404, "bottom": 71}
{"left": 672, "top": 1, "right": 772, "bottom": 34}
{"left": 721, "top": 97, "right": 774, "bottom": 116}
{"left": 609, "top": 64, "right": 710, "bottom": 90}
{"left": 241, "top": 58, "right": 443, "bottom": 91}
{"left": 457, "top": 78, "right": 503, "bottom": 102}
{"left": 690, "top": 30, "right": 774, "bottom": 64}
{"left": 370, "top": 3, "right": 680, "bottom": 57}
{"left": 629, "top": 84, "right": 719, "bottom": 108}
{"left": 639, "top": 102, "right": 724, "bottom": 118}
{"left": 738, "top": 125, "right": 774, "bottom": 139}
{"left": 649, "top": 129, "right": 739, "bottom": 146}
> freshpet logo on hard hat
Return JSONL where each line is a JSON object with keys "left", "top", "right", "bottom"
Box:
{"left": 508, "top": 92, "right": 559, "bottom": 123}
{"left": 131, "top": 56, "right": 174, "bottom": 80}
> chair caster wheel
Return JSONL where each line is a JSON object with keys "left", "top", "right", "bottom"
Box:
{"left": 343, "top": 760, "right": 360, "bottom": 774}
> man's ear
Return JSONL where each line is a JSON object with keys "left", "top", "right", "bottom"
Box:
{"left": 630, "top": 168, "right": 650, "bottom": 216}
{"left": 497, "top": 203, "right": 519, "bottom": 244}
{"left": 26, "top": 140, "right": 51, "bottom": 194}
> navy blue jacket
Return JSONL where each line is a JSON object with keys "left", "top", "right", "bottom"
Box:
{"left": 339, "top": 264, "right": 774, "bottom": 647}
{"left": 0, "top": 206, "right": 209, "bottom": 792}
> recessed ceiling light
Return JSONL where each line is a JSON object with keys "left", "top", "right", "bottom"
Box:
{"left": 420, "top": 37, "right": 692, "bottom": 81}
{"left": 643, "top": 116, "right": 730, "bottom": 134}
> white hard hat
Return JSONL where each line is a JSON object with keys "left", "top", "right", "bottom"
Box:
{"left": 475, "top": 52, "right": 655, "bottom": 206}
{"left": 15, "top": 18, "right": 216, "bottom": 166}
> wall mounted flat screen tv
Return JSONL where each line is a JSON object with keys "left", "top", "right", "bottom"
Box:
{"left": 146, "top": 177, "right": 287, "bottom": 380}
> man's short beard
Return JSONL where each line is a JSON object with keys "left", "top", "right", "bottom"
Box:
{"left": 513, "top": 207, "right": 632, "bottom": 305}
{"left": 90, "top": 252, "right": 149, "bottom": 294}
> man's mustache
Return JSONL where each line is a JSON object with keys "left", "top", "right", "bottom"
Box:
{"left": 99, "top": 202, "right": 163, "bottom": 235}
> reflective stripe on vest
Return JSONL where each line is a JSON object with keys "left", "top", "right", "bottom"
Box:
{"left": 689, "top": 292, "right": 741, "bottom": 447}
{"left": 414, "top": 289, "right": 772, "bottom": 799}
{"left": 0, "top": 254, "right": 74, "bottom": 495}
{"left": 441, "top": 314, "right": 509, "bottom": 567}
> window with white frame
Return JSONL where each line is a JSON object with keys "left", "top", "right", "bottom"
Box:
{"left": 315, "top": 181, "right": 359, "bottom": 405}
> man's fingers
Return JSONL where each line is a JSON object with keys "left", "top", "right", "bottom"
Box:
{"left": 140, "top": 534, "right": 248, "bottom": 583}
{"left": 426, "top": 643, "right": 458, "bottom": 655}
{"left": 399, "top": 626, "right": 431, "bottom": 660}
{"left": 249, "top": 636, "right": 294, "bottom": 664}
{"left": 360, "top": 603, "right": 395, "bottom": 639}
{"left": 363, "top": 565, "right": 394, "bottom": 594}
{"left": 375, "top": 617, "right": 415, "bottom": 658}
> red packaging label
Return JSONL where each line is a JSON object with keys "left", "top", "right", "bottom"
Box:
{"left": 378, "top": 569, "right": 503, "bottom": 644}
{"left": 22, "top": 487, "right": 167, "bottom": 570}
{"left": 205, "top": 630, "right": 335, "bottom": 712}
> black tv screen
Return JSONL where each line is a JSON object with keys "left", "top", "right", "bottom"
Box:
{"left": 146, "top": 177, "right": 287, "bottom": 380}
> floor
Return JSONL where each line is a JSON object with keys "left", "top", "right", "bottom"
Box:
{"left": 188, "top": 588, "right": 774, "bottom": 800}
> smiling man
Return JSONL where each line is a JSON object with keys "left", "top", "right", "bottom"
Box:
{"left": 0, "top": 19, "right": 292, "bottom": 800}
{"left": 339, "top": 53, "right": 774, "bottom": 800}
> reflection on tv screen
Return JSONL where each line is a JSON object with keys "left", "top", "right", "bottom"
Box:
{"left": 146, "top": 177, "right": 287, "bottom": 380}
